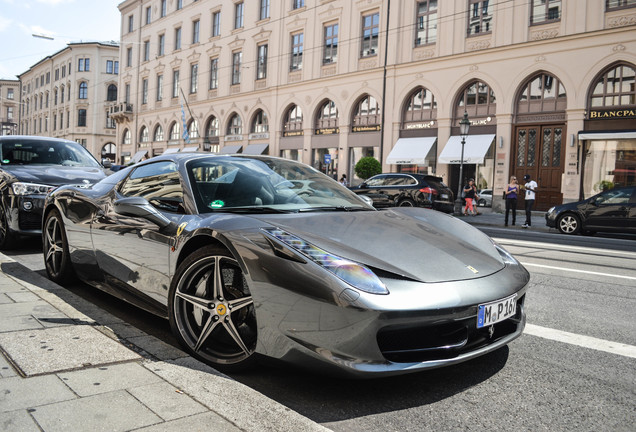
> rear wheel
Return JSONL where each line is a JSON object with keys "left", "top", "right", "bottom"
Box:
{"left": 557, "top": 213, "right": 581, "bottom": 235}
{"left": 398, "top": 198, "right": 415, "bottom": 207}
{"left": 43, "top": 209, "right": 75, "bottom": 284}
{"left": 169, "top": 245, "right": 257, "bottom": 372}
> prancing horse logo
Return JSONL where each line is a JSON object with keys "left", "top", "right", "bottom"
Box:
{"left": 216, "top": 304, "right": 227, "bottom": 316}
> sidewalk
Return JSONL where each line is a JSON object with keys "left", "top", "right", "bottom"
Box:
{"left": 455, "top": 206, "right": 551, "bottom": 233}
{"left": 0, "top": 254, "right": 329, "bottom": 432}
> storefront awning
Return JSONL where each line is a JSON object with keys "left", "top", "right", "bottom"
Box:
{"left": 242, "top": 143, "right": 269, "bottom": 155}
{"left": 386, "top": 137, "right": 437, "bottom": 165}
{"left": 130, "top": 150, "right": 148, "bottom": 164}
{"left": 181, "top": 146, "right": 199, "bottom": 152}
{"left": 162, "top": 148, "right": 180, "bottom": 154}
{"left": 578, "top": 131, "right": 636, "bottom": 140}
{"left": 439, "top": 134, "right": 495, "bottom": 164}
{"left": 219, "top": 144, "right": 243, "bottom": 154}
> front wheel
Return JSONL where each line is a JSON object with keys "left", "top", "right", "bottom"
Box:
{"left": 43, "top": 209, "right": 75, "bottom": 284}
{"left": 398, "top": 198, "right": 415, "bottom": 207}
{"left": 557, "top": 213, "right": 581, "bottom": 235}
{"left": 169, "top": 245, "right": 257, "bottom": 372}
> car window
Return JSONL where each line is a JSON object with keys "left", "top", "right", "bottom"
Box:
{"left": 597, "top": 188, "right": 633, "bottom": 205}
{"left": 384, "top": 176, "right": 414, "bottom": 186}
{"left": 119, "top": 161, "right": 185, "bottom": 213}
{"left": 366, "top": 175, "right": 387, "bottom": 187}
{"left": 0, "top": 138, "right": 101, "bottom": 167}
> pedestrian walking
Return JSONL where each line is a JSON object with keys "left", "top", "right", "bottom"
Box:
{"left": 504, "top": 176, "right": 519, "bottom": 226}
{"left": 463, "top": 178, "right": 479, "bottom": 216}
{"left": 339, "top": 174, "right": 348, "bottom": 187}
{"left": 522, "top": 174, "right": 538, "bottom": 228}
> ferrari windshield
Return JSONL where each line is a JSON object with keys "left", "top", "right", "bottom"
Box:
{"left": 186, "top": 155, "right": 375, "bottom": 213}
{"left": 0, "top": 138, "right": 101, "bottom": 167}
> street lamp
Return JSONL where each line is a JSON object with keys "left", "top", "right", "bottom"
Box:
{"left": 454, "top": 111, "right": 471, "bottom": 215}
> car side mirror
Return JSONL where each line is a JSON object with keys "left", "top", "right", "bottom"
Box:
{"left": 101, "top": 158, "right": 112, "bottom": 168}
{"left": 359, "top": 182, "right": 367, "bottom": 188}
{"left": 114, "top": 196, "right": 177, "bottom": 232}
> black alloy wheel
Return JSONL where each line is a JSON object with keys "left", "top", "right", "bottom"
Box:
{"left": 557, "top": 213, "right": 581, "bottom": 235}
{"left": 169, "top": 245, "right": 257, "bottom": 371}
{"left": 43, "top": 209, "right": 75, "bottom": 284}
{"left": 398, "top": 198, "right": 416, "bottom": 207}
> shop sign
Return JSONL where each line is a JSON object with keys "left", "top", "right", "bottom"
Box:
{"left": 225, "top": 135, "right": 243, "bottom": 142}
{"left": 248, "top": 133, "right": 269, "bottom": 140}
{"left": 466, "top": 116, "right": 493, "bottom": 126}
{"left": 352, "top": 125, "right": 381, "bottom": 132}
{"left": 588, "top": 109, "right": 636, "bottom": 120}
{"left": 315, "top": 127, "right": 339, "bottom": 135}
{"left": 283, "top": 131, "right": 304, "bottom": 137}
{"left": 405, "top": 121, "right": 435, "bottom": 130}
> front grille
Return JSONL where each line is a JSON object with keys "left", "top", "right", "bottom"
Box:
{"left": 377, "top": 295, "right": 525, "bottom": 363}
{"left": 18, "top": 210, "right": 42, "bottom": 230}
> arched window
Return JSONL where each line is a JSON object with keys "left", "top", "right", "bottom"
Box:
{"left": 79, "top": 82, "right": 88, "bottom": 99}
{"left": 101, "top": 143, "right": 116, "bottom": 162}
{"left": 516, "top": 72, "right": 566, "bottom": 117}
{"left": 107, "top": 84, "right": 117, "bottom": 101}
{"left": 123, "top": 129, "right": 131, "bottom": 145}
{"left": 455, "top": 80, "right": 496, "bottom": 120}
{"left": 315, "top": 100, "right": 338, "bottom": 130}
{"left": 403, "top": 87, "right": 437, "bottom": 125}
{"left": 139, "top": 126, "right": 149, "bottom": 143}
{"left": 227, "top": 113, "right": 242, "bottom": 135}
{"left": 205, "top": 116, "right": 219, "bottom": 137}
{"left": 188, "top": 119, "right": 199, "bottom": 138}
{"left": 283, "top": 104, "right": 303, "bottom": 133}
{"left": 589, "top": 62, "right": 636, "bottom": 109}
{"left": 170, "top": 122, "right": 180, "bottom": 141}
{"left": 154, "top": 124, "right": 164, "bottom": 141}
{"left": 352, "top": 94, "right": 381, "bottom": 129}
{"left": 251, "top": 110, "right": 269, "bottom": 133}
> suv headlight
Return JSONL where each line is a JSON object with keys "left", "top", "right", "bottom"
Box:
{"left": 11, "top": 182, "right": 55, "bottom": 196}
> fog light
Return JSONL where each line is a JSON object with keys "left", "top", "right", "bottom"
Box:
{"left": 23, "top": 201, "right": 33, "bottom": 211}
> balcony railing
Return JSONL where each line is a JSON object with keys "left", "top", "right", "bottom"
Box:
{"left": 107, "top": 102, "right": 134, "bottom": 123}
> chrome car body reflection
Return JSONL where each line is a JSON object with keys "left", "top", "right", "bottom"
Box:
{"left": 43, "top": 154, "right": 529, "bottom": 377}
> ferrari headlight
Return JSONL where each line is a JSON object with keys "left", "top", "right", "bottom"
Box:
{"left": 263, "top": 228, "right": 389, "bottom": 295}
{"left": 11, "top": 182, "right": 55, "bottom": 196}
{"left": 492, "top": 240, "right": 518, "bottom": 266}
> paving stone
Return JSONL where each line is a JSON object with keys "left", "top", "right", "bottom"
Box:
{"left": 5, "top": 291, "right": 40, "bottom": 303}
{"left": 0, "top": 326, "right": 140, "bottom": 376}
{"left": 133, "top": 411, "right": 242, "bottom": 432}
{"left": 0, "top": 353, "right": 18, "bottom": 378}
{"left": 30, "top": 390, "right": 162, "bottom": 432}
{"left": 0, "top": 409, "right": 41, "bottom": 431}
{"left": 0, "top": 300, "right": 58, "bottom": 319}
{"left": 128, "top": 381, "right": 207, "bottom": 421}
{"left": 0, "top": 375, "right": 76, "bottom": 412}
{"left": 0, "top": 293, "right": 14, "bottom": 304}
{"left": 57, "top": 362, "right": 163, "bottom": 397}
{"left": 0, "top": 315, "right": 44, "bottom": 333}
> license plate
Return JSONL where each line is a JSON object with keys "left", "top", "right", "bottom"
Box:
{"left": 477, "top": 295, "right": 517, "bottom": 328}
{"left": 441, "top": 194, "right": 449, "bottom": 199}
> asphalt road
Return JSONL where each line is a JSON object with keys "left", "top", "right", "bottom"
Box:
{"left": 6, "top": 229, "right": 636, "bottom": 432}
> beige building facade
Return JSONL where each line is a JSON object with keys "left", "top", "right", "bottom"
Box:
{"left": 18, "top": 42, "right": 120, "bottom": 162}
{"left": 0, "top": 79, "right": 19, "bottom": 136}
{"left": 112, "top": 0, "right": 636, "bottom": 211}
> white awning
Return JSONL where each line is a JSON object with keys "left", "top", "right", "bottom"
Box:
{"left": 386, "top": 137, "right": 437, "bottom": 165}
{"left": 130, "top": 150, "right": 148, "bottom": 164}
{"left": 578, "top": 131, "right": 636, "bottom": 140}
{"left": 181, "top": 146, "right": 199, "bottom": 152}
{"left": 162, "top": 148, "right": 180, "bottom": 154}
{"left": 242, "top": 143, "right": 269, "bottom": 155}
{"left": 219, "top": 144, "right": 243, "bottom": 154}
{"left": 439, "top": 134, "right": 495, "bottom": 164}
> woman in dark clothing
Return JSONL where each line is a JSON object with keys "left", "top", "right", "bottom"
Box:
{"left": 504, "top": 176, "right": 519, "bottom": 226}
{"left": 463, "top": 178, "right": 478, "bottom": 216}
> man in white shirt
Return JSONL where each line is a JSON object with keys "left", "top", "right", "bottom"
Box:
{"left": 522, "top": 174, "right": 538, "bottom": 228}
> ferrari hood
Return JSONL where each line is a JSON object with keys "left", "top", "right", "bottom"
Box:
{"left": 3, "top": 165, "right": 107, "bottom": 187}
{"left": 251, "top": 208, "right": 505, "bottom": 283}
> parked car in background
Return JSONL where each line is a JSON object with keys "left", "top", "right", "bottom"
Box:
{"left": 0, "top": 136, "right": 108, "bottom": 249}
{"left": 477, "top": 189, "right": 493, "bottom": 207}
{"left": 350, "top": 173, "right": 454, "bottom": 213}
{"left": 545, "top": 186, "right": 636, "bottom": 235}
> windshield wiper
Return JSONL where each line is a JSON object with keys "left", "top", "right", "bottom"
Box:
{"left": 208, "top": 206, "right": 296, "bottom": 214}
{"left": 299, "top": 206, "right": 372, "bottom": 212}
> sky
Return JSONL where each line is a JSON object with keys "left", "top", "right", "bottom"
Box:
{"left": 0, "top": 0, "right": 122, "bottom": 79}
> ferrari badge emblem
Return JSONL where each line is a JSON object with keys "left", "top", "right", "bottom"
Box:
{"left": 216, "top": 304, "right": 227, "bottom": 316}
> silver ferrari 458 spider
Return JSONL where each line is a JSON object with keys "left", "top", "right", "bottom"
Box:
{"left": 43, "top": 154, "right": 529, "bottom": 377}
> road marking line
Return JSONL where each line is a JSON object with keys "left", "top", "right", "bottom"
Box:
{"left": 525, "top": 324, "right": 636, "bottom": 359}
{"left": 520, "top": 262, "right": 636, "bottom": 281}
{"left": 494, "top": 238, "right": 636, "bottom": 258}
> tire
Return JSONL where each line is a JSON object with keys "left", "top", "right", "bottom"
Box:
{"left": 169, "top": 245, "right": 257, "bottom": 372}
{"left": 557, "top": 213, "right": 581, "bottom": 235}
{"left": 43, "top": 209, "right": 75, "bottom": 284}
{"left": 0, "top": 206, "right": 16, "bottom": 250}
{"left": 398, "top": 198, "right": 416, "bottom": 207}
{"left": 478, "top": 199, "right": 486, "bottom": 207}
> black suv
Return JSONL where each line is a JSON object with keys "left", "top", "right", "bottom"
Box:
{"left": 350, "top": 173, "right": 454, "bottom": 213}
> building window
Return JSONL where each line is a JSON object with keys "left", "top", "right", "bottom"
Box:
{"left": 54, "top": 89, "right": 58, "bottom": 105}
{"left": 589, "top": 63, "right": 636, "bottom": 108}
{"left": 456, "top": 80, "right": 497, "bottom": 120}
{"left": 140, "top": 126, "right": 149, "bottom": 143}
{"left": 212, "top": 11, "right": 221, "bottom": 37}
{"left": 143, "top": 40, "right": 150, "bottom": 61}
{"left": 283, "top": 105, "right": 303, "bottom": 133}
{"left": 106, "top": 60, "right": 114, "bottom": 73}
{"left": 125, "top": 83, "right": 130, "bottom": 103}
{"left": 172, "top": 69, "right": 180, "bottom": 98}
{"left": 252, "top": 110, "right": 269, "bottom": 133}
{"left": 361, "top": 12, "right": 380, "bottom": 57}
{"left": 128, "top": 15, "right": 134, "bottom": 33}
{"left": 209, "top": 58, "right": 219, "bottom": 89}
{"left": 517, "top": 73, "right": 566, "bottom": 115}
{"left": 60, "top": 86, "right": 65, "bottom": 102}
{"left": 170, "top": 122, "right": 180, "bottom": 141}
{"left": 232, "top": 51, "right": 242, "bottom": 85}
{"left": 403, "top": 87, "right": 437, "bottom": 124}
{"left": 188, "top": 119, "right": 199, "bottom": 138}
{"left": 227, "top": 114, "right": 242, "bottom": 135}
{"left": 290, "top": 33, "right": 303, "bottom": 71}
{"left": 177, "top": 0, "right": 182, "bottom": 10}
{"left": 190, "top": 64, "right": 198, "bottom": 93}
{"left": 293, "top": 0, "right": 305, "bottom": 9}
{"left": 316, "top": 100, "right": 338, "bottom": 129}
{"left": 260, "top": 0, "right": 270, "bottom": 20}
{"left": 78, "top": 58, "right": 90, "bottom": 72}
{"left": 606, "top": 0, "right": 636, "bottom": 10}
{"left": 142, "top": 78, "right": 148, "bottom": 104}
{"left": 45, "top": 93, "right": 49, "bottom": 108}
{"left": 530, "top": 0, "right": 561, "bottom": 25}
{"left": 126, "top": 47, "right": 133, "bottom": 67}
{"left": 161, "top": 0, "right": 167, "bottom": 17}
{"left": 192, "top": 20, "right": 200, "bottom": 44}
{"left": 145, "top": 6, "right": 151, "bottom": 25}
{"left": 154, "top": 124, "right": 164, "bottom": 141}
{"left": 206, "top": 116, "right": 219, "bottom": 137}
{"left": 7, "top": 88, "right": 14, "bottom": 99}
{"left": 107, "top": 84, "right": 117, "bottom": 101}
{"left": 158, "top": 34, "right": 165, "bottom": 56}
{"left": 323, "top": 23, "right": 338, "bottom": 64}
{"left": 257, "top": 44, "right": 268, "bottom": 79}
{"left": 235, "top": 2, "right": 244, "bottom": 29}
{"left": 416, "top": 1, "right": 437, "bottom": 45}
{"left": 7, "top": 107, "right": 14, "bottom": 120}
{"left": 114, "top": 61, "right": 119, "bottom": 74}
{"left": 353, "top": 95, "right": 381, "bottom": 128}
{"left": 123, "top": 128, "right": 131, "bottom": 145}
{"left": 55, "top": 69, "right": 59, "bottom": 81}
{"left": 157, "top": 74, "right": 163, "bottom": 101}
{"left": 468, "top": 0, "right": 492, "bottom": 35}
{"left": 46, "top": 72, "right": 50, "bottom": 84}
{"left": 79, "top": 82, "right": 88, "bottom": 99}
{"left": 78, "top": 109, "right": 87, "bottom": 127}
{"left": 175, "top": 27, "right": 182, "bottom": 50}
{"left": 61, "top": 65, "right": 66, "bottom": 78}
{"left": 106, "top": 111, "right": 115, "bottom": 129}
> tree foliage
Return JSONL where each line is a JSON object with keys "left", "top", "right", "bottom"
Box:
{"left": 354, "top": 157, "right": 382, "bottom": 180}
